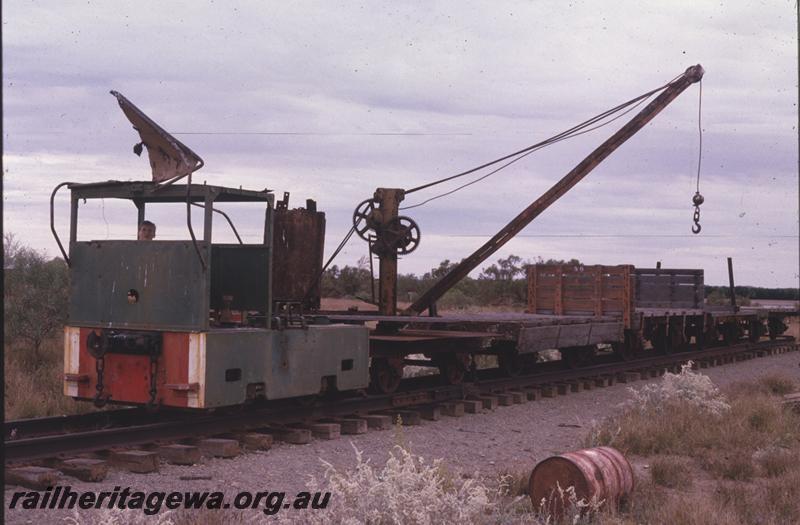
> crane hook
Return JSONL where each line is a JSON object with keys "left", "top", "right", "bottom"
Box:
{"left": 691, "top": 191, "right": 704, "bottom": 234}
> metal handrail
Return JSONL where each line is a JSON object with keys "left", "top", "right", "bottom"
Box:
{"left": 50, "top": 182, "right": 75, "bottom": 266}
{"left": 189, "top": 202, "right": 243, "bottom": 244}
{"left": 185, "top": 163, "right": 207, "bottom": 270}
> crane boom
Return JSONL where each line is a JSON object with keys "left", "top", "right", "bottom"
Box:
{"left": 406, "top": 64, "right": 704, "bottom": 315}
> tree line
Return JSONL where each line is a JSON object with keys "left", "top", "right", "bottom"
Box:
{"left": 704, "top": 285, "right": 798, "bottom": 302}
{"left": 322, "top": 255, "right": 582, "bottom": 309}
{"left": 4, "top": 234, "right": 69, "bottom": 351}
{"left": 3, "top": 234, "right": 797, "bottom": 349}
{"left": 322, "top": 255, "right": 800, "bottom": 309}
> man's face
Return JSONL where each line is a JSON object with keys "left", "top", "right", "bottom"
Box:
{"left": 138, "top": 224, "right": 156, "bottom": 240}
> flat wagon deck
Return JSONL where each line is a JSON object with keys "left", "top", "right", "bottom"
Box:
{"left": 325, "top": 264, "right": 794, "bottom": 383}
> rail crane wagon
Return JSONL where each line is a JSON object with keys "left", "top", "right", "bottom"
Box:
{"left": 57, "top": 92, "right": 370, "bottom": 409}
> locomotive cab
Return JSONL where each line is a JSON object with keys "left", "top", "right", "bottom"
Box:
{"left": 58, "top": 181, "right": 369, "bottom": 409}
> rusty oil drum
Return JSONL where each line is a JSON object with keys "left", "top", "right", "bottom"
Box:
{"left": 528, "top": 446, "right": 634, "bottom": 510}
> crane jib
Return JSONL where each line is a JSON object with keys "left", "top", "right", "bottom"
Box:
{"left": 406, "top": 65, "right": 705, "bottom": 315}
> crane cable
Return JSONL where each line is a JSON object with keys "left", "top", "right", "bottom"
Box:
{"left": 310, "top": 73, "right": 692, "bottom": 296}
{"left": 302, "top": 223, "right": 359, "bottom": 302}
{"left": 400, "top": 92, "right": 655, "bottom": 211}
{"left": 401, "top": 73, "right": 683, "bottom": 208}
{"left": 692, "top": 79, "right": 704, "bottom": 234}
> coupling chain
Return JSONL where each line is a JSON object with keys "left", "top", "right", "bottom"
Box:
{"left": 148, "top": 353, "right": 159, "bottom": 408}
{"left": 94, "top": 356, "right": 107, "bottom": 407}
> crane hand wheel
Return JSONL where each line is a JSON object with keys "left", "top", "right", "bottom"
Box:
{"left": 352, "top": 199, "right": 378, "bottom": 241}
{"left": 384, "top": 216, "right": 420, "bottom": 255}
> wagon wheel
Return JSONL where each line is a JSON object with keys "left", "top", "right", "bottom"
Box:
{"left": 369, "top": 358, "right": 402, "bottom": 394}
{"left": 652, "top": 323, "right": 684, "bottom": 355}
{"left": 436, "top": 353, "right": 470, "bottom": 385}
{"left": 491, "top": 340, "right": 522, "bottom": 377}
{"left": 670, "top": 322, "right": 689, "bottom": 353}
{"left": 748, "top": 319, "right": 763, "bottom": 343}
{"left": 562, "top": 346, "right": 596, "bottom": 369}
{"left": 352, "top": 199, "right": 378, "bottom": 241}
{"left": 497, "top": 350, "right": 522, "bottom": 376}
{"left": 702, "top": 324, "right": 719, "bottom": 347}
{"left": 721, "top": 322, "right": 740, "bottom": 346}
{"left": 768, "top": 321, "right": 778, "bottom": 340}
{"left": 684, "top": 321, "right": 703, "bottom": 348}
{"left": 612, "top": 332, "right": 640, "bottom": 361}
{"left": 767, "top": 317, "right": 787, "bottom": 340}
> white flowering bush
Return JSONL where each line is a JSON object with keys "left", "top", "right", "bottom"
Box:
{"left": 534, "top": 483, "right": 604, "bottom": 525}
{"left": 628, "top": 361, "right": 730, "bottom": 415}
{"left": 65, "top": 508, "right": 178, "bottom": 525}
{"left": 300, "top": 444, "right": 492, "bottom": 525}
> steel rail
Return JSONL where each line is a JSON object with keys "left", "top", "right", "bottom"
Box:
{"left": 4, "top": 408, "right": 149, "bottom": 440}
{"left": 5, "top": 337, "right": 795, "bottom": 463}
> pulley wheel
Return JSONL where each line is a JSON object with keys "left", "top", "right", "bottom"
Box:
{"left": 352, "top": 199, "right": 378, "bottom": 241}
{"left": 384, "top": 216, "right": 421, "bottom": 255}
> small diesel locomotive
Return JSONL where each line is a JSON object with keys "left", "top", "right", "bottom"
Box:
{"left": 57, "top": 93, "right": 369, "bottom": 409}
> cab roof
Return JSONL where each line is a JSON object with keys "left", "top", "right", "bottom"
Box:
{"left": 67, "top": 180, "right": 272, "bottom": 203}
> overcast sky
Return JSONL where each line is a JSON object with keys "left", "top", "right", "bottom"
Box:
{"left": 3, "top": 1, "right": 798, "bottom": 287}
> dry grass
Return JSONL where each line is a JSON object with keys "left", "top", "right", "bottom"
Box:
{"left": 784, "top": 315, "right": 800, "bottom": 338}
{"left": 649, "top": 456, "right": 692, "bottom": 488}
{"left": 498, "top": 468, "right": 532, "bottom": 497}
{"left": 4, "top": 336, "right": 92, "bottom": 420}
{"left": 757, "top": 374, "right": 796, "bottom": 396}
{"left": 586, "top": 371, "right": 800, "bottom": 525}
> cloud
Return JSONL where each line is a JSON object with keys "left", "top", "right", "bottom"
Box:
{"left": 3, "top": 0, "right": 797, "bottom": 287}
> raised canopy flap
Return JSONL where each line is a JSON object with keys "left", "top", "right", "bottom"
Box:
{"left": 110, "top": 90, "right": 203, "bottom": 183}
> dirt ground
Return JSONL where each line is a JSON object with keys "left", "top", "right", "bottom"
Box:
{"left": 5, "top": 348, "right": 798, "bottom": 524}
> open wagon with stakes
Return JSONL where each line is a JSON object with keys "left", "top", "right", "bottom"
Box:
{"left": 523, "top": 262, "right": 792, "bottom": 364}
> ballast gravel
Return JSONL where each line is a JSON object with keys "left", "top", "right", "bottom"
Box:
{"left": 5, "top": 350, "right": 799, "bottom": 524}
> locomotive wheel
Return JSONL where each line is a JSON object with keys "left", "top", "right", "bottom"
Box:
{"left": 436, "top": 353, "right": 469, "bottom": 385}
{"left": 562, "top": 346, "right": 595, "bottom": 369}
{"left": 369, "top": 358, "right": 402, "bottom": 395}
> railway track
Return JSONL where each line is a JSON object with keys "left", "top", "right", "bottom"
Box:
{"left": 5, "top": 338, "right": 797, "bottom": 472}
